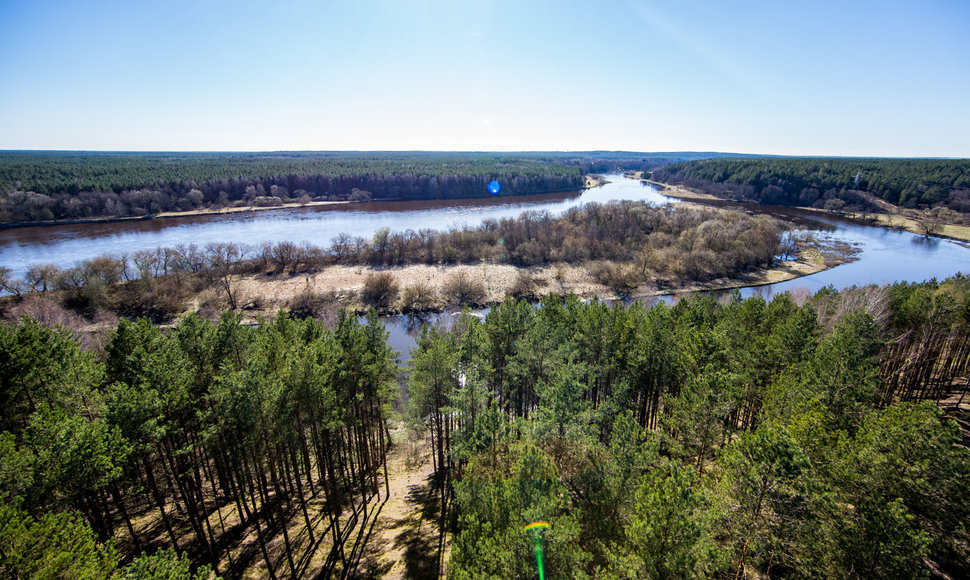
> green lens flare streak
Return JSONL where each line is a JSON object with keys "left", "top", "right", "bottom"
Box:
{"left": 524, "top": 521, "right": 550, "bottom": 580}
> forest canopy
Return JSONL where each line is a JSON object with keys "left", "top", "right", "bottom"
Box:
{"left": 411, "top": 278, "right": 970, "bottom": 578}
{"left": 1, "top": 276, "right": 969, "bottom": 577}
{"left": 652, "top": 157, "right": 970, "bottom": 212}
{"left": 5, "top": 152, "right": 967, "bottom": 223}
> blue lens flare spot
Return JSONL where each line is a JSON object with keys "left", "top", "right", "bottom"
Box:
{"left": 488, "top": 180, "right": 501, "bottom": 194}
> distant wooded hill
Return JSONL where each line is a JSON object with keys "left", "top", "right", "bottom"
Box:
{"left": 652, "top": 157, "right": 970, "bottom": 212}
{"left": 0, "top": 151, "right": 734, "bottom": 224}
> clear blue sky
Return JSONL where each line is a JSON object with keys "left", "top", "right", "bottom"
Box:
{"left": 1, "top": 0, "right": 968, "bottom": 156}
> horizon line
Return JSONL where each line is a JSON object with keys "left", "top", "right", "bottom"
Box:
{"left": 0, "top": 149, "right": 967, "bottom": 161}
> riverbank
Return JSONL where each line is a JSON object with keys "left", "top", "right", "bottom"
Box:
{"left": 642, "top": 176, "right": 970, "bottom": 244}
{"left": 0, "top": 198, "right": 353, "bottom": 229}
{"left": 154, "top": 198, "right": 351, "bottom": 218}
{"left": 0, "top": 176, "right": 604, "bottom": 229}
{"left": 0, "top": 199, "right": 858, "bottom": 330}
{"left": 0, "top": 245, "right": 847, "bottom": 338}
{"left": 838, "top": 212, "right": 970, "bottom": 245}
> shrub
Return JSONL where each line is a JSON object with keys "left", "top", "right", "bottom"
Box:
{"left": 553, "top": 263, "right": 569, "bottom": 285}
{"left": 590, "top": 261, "right": 640, "bottom": 296}
{"left": 401, "top": 282, "right": 437, "bottom": 313}
{"left": 362, "top": 271, "right": 400, "bottom": 308}
{"left": 289, "top": 286, "right": 340, "bottom": 319}
{"left": 241, "top": 293, "right": 264, "bottom": 310}
{"left": 4, "top": 295, "right": 86, "bottom": 330}
{"left": 511, "top": 240, "right": 544, "bottom": 266}
{"left": 118, "top": 276, "right": 188, "bottom": 322}
{"left": 509, "top": 270, "right": 540, "bottom": 300}
{"left": 676, "top": 249, "right": 719, "bottom": 281}
{"left": 196, "top": 287, "right": 226, "bottom": 311}
{"left": 442, "top": 271, "right": 487, "bottom": 306}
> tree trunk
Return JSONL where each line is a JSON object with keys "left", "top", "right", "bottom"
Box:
{"left": 143, "top": 455, "right": 180, "bottom": 551}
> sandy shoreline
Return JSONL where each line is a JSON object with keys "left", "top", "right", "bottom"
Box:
{"left": 153, "top": 199, "right": 351, "bottom": 218}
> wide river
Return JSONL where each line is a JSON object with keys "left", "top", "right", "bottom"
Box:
{"left": 3, "top": 175, "right": 970, "bottom": 359}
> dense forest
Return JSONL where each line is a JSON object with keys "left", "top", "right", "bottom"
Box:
{"left": 0, "top": 151, "right": 735, "bottom": 224}
{"left": 652, "top": 157, "right": 970, "bottom": 213}
{"left": 2, "top": 277, "right": 969, "bottom": 577}
{"left": 0, "top": 201, "right": 790, "bottom": 321}
{"left": 1, "top": 309, "right": 398, "bottom": 577}
{"left": 410, "top": 278, "right": 970, "bottom": 578}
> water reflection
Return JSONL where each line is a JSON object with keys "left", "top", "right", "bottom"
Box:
{"left": 910, "top": 235, "right": 941, "bottom": 248}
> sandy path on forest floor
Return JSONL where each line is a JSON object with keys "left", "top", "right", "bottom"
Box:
{"left": 349, "top": 428, "right": 449, "bottom": 579}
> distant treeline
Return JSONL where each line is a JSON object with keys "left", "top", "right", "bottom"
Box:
{"left": 0, "top": 151, "right": 739, "bottom": 224}
{"left": 572, "top": 151, "right": 744, "bottom": 174}
{"left": 0, "top": 152, "right": 579, "bottom": 223}
{"left": 653, "top": 157, "right": 970, "bottom": 212}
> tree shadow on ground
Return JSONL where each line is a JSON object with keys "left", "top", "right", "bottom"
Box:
{"left": 340, "top": 497, "right": 389, "bottom": 579}
{"left": 349, "top": 471, "right": 451, "bottom": 579}
{"left": 398, "top": 473, "right": 450, "bottom": 579}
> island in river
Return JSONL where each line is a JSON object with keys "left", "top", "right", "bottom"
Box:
{"left": 1, "top": 188, "right": 858, "bottom": 331}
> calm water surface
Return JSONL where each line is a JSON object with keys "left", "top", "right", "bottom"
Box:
{"left": 0, "top": 177, "right": 670, "bottom": 278}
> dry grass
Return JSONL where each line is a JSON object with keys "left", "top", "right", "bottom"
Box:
{"left": 193, "top": 240, "right": 850, "bottom": 322}
{"left": 15, "top": 242, "right": 855, "bottom": 335}
{"left": 853, "top": 212, "right": 970, "bottom": 243}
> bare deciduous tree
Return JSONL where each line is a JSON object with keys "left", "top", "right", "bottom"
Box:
{"left": 917, "top": 207, "right": 948, "bottom": 238}
{"left": 25, "top": 263, "right": 60, "bottom": 293}
{"left": 0, "top": 266, "right": 26, "bottom": 297}
{"left": 205, "top": 242, "right": 248, "bottom": 310}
